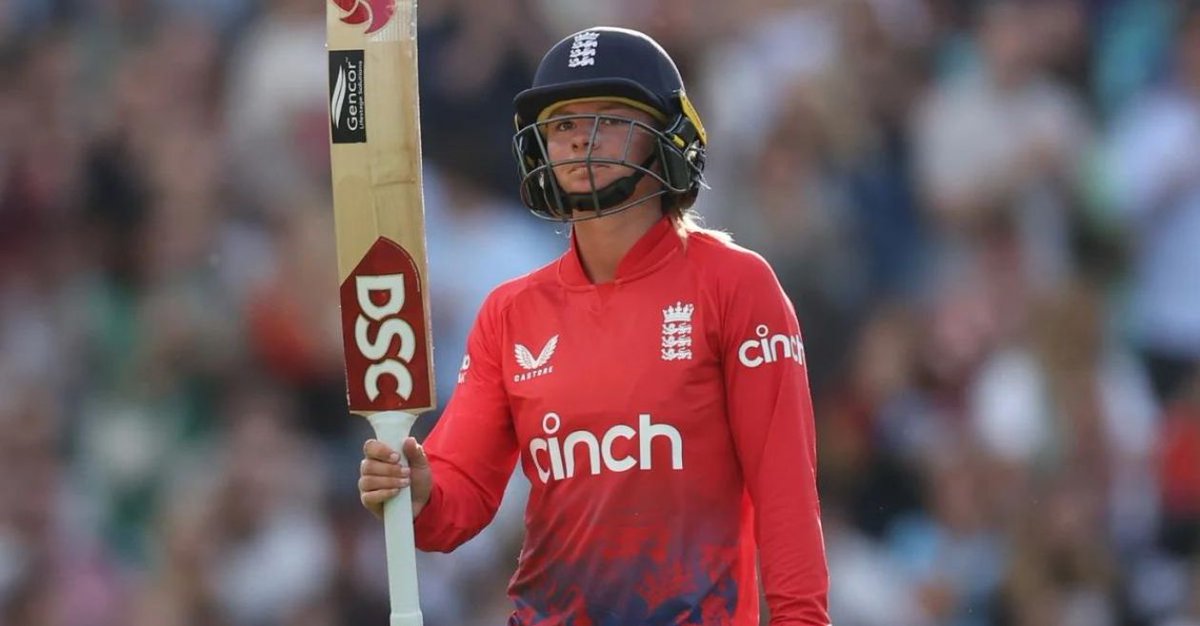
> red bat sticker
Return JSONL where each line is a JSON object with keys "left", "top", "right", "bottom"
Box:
{"left": 330, "top": 0, "right": 396, "bottom": 35}
{"left": 339, "top": 237, "right": 432, "bottom": 412}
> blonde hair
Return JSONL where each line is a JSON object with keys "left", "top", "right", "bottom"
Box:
{"left": 668, "top": 203, "right": 733, "bottom": 244}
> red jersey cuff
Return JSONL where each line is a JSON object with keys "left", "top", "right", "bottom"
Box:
{"left": 412, "top": 479, "right": 445, "bottom": 549}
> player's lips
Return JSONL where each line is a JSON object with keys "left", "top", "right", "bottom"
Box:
{"left": 565, "top": 163, "right": 611, "bottom": 175}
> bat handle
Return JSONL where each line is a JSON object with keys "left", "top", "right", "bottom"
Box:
{"left": 367, "top": 410, "right": 424, "bottom": 626}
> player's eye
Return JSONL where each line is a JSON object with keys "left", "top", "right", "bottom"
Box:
{"left": 552, "top": 119, "right": 575, "bottom": 133}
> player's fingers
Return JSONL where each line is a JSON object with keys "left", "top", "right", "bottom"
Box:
{"left": 358, "top": 474, "right": 409, "bottom": 493}
{"left": 361, "top": 458, "right": 410, "bottom": 478}
{"left": 363, "top": 438, "right": 400, "bottom": 463}
{"left": 402, "top": 437, "right": 430, "bottom": 470}
{"left": 361, "top": 488, "right": 400, "bottom": 512}
{"left": 360, "top": 487, "right": 407, "bottom": 505}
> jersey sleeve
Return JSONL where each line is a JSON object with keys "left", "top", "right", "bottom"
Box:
{"left": 718, "top": 253, "right": 830, "bottom": 625}
{"left": 413, "top": 291, "right": 519, "bottom": 552}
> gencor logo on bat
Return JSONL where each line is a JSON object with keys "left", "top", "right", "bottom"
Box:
{"left": 328, "top": 50, "right": 366, "bottom": 144}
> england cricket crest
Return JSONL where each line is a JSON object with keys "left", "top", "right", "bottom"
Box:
{"left": 660, "top": 301, "right": 694, "bottom": 361}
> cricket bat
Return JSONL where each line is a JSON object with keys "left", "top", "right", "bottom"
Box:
{"left": 326, "top": 1, "right": 433, "bottom": 625}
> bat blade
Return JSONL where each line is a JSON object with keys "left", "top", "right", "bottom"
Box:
{"left": 327, "top": 0, "right": 435, "bottom": 417}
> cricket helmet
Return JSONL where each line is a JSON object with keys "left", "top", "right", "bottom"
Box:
{"left": 512, "top": 27, "right": 708, "bottom": 221}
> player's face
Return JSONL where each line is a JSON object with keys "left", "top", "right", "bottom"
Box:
{"left": 542, "top": 101, "right": 661, "bottom": 195}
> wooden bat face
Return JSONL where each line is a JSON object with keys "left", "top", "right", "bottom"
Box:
{"left": 327, "top": 0, "right": 435, "bottom": 415}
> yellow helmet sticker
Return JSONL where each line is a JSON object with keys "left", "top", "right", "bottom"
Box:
{"left": 679, "top": 91, "right": 707, "bottom": 145}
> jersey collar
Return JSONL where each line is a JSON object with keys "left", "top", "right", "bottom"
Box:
{"left": 558, "top": 214, "right": 685, "bottom": 288}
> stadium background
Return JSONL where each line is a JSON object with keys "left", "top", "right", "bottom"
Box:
{"left": 2, "top": 0, "right": 1200, "bottom": 624}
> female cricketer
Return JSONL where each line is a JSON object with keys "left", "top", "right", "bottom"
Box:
{"left": 358, "top": 26, "right": 830, "bottom": 626}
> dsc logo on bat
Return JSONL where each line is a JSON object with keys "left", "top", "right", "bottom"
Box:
{"left": 353, "top": 274, "right": 417, "bottom": 401}
{"left": 340, "top": 238, "right": 432, "bottom": 411}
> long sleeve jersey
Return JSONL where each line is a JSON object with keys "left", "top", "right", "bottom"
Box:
{"left": 414, "top": 216, "right": 829, "bottom": 625}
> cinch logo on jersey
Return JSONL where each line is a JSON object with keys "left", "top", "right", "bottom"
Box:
{"left": 568, "top": 31, "right": 599, "bottom": 68}
{"left": 738, "top": 324, "right": 805, "bottom": 368}
{"left": 528, "top": 412, "right": 683, "bottom": 484}
{"left": 513, "top": 335, "right": 558, "bottom": 382}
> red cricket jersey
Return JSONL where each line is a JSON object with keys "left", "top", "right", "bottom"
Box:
{"left": 414, "top": 215, "right": 829, "bottom": 625}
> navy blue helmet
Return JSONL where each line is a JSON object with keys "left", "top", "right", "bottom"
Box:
{"left": 512, "top": 27, "right": 708, "bottom": 220}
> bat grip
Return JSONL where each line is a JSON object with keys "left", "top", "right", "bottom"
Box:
{"left": 367, "top": 410, "right": 424, "bottom": 626}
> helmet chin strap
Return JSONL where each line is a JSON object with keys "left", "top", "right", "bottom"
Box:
{"left": 554, "top": 153, "right": 659, "bottom": 216}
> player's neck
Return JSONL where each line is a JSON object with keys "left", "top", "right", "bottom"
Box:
{"left": 573, "top": 201, "right": 664, "bottom": 284}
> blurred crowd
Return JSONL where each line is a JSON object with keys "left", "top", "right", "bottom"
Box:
{"left": 2, "top": 0, "right": 1200, "bottom": 624}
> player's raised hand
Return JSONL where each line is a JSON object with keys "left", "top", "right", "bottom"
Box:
{"left": 359, "top": 437, "right": 433, "bottom": 520}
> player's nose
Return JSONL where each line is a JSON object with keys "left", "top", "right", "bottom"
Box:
{"left": 570, "top": 133, "right": 591, "bottom": 152}
{"left": 569, "top": 120, "right": 598, "bottom": 152}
